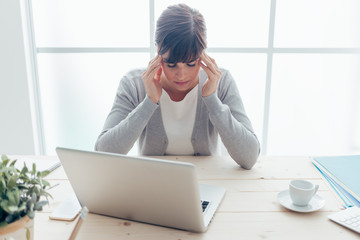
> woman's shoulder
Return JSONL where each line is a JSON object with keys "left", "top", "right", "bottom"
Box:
{"left": 217, "top": 68, "right": 234, "bottom": 87}
{"left": 116, "top": 68, "right": 147, "bottom": 99}
{"left": 122, "top": 68, "right": 146, "bottom": 81}
{"left": 219, "top": 68, "right": 232, "bottom": 79}
{"left": 216, "top": 68, "right": 237, "bottom": 98}
{"left": 119, "top": 68, "right": 146, "bottom": 87}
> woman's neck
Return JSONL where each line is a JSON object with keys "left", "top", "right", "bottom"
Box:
{"left": 161, "top": 78, "right": 199, "bottom": 102}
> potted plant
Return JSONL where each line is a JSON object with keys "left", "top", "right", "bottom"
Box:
{"left": 0, "top": 154, "right": 52, "bottom": 240}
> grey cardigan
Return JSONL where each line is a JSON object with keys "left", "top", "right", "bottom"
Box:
{"left": 95, "top": 68, "right": 260, "bottom": 169}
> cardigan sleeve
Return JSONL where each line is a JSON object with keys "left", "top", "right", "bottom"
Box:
{"left": 95, "top": 70, "right": 159, "bottom": 154}
{"left": 202, "top": 70, "right": 260, "bottom": 169}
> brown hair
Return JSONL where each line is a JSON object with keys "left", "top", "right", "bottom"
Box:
{"left": 155, "top": 4, "right": 207, "bottom": 63}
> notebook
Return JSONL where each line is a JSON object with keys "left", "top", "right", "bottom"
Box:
{"left": 55, "top": 147, "right": 226, "bottom": 232}
{"left": 312, "top": 155, "right": 360, "bottom": 208}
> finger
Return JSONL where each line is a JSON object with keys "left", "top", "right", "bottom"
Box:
{"left": 204, "top": 53, "right": 219, "bottom": 70}
{"left": 144, "top": 57, "right": 161, "bottom": 78}
{"left": 200, "top": 59, "right": 216, "bottom": 75}
{"left": 200, "top": 51, "right": 210, "bottom": 64}
{"left": 200, "top": 52, "right": 217, "bottom": 74}
{"left": 200, "top": 60, "right": 213, "bottom": 76}
{"left": 208, "top": 55, "right": 219, "bottom": 68}
{"left": 155, "top": 66, "right": 162, "bottom": 81}
{"left": 146, "top": 56, "right": 161, "bottom": 73}
{"left": 149, "top": 64, "right": 161, "bottom": 79}
{"left": 150, "top": 60, "right": 161, "bottom": 74}
{"left": 148, "top": 55, "right": 161, "bottom": 65}
{"left": 143, "top": 63, "right": 161, "bottom": 81}
{"left": 200, "top": 54, "right": 222, "bottom": 81}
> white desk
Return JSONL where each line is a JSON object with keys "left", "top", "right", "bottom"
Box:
{"left": 21, "top": 155, "right": 359, "bottom": 239}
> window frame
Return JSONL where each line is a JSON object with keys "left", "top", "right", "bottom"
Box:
{"left": 24, "top": 0, "right": 360, "bottom": 155}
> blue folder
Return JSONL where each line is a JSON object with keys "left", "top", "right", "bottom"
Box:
{"left": 312, "top": 155, "right": 360, "bottom": 208}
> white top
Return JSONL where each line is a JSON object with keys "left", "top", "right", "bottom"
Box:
{"left": 159, "top": 85, "right": 198, "bottom": 155}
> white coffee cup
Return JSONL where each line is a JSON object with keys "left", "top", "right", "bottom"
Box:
{"left": 289, "top": 179, "right": 319, "bottom": 206}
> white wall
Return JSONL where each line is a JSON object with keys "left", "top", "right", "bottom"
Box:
{"left": 0, "top": 0, "right": 36, "bottom": 154}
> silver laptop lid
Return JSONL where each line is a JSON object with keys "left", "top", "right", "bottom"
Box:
{"left": 56, "top": 147, "right": 209, "bottom": 232}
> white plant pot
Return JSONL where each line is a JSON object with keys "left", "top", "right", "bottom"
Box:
{"left": 0, "top": 216, "right": 34, "bottom": 240}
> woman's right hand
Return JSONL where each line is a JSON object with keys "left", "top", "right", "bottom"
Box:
{"left": 142, "top": 55, "right": 163, "bottom": 103}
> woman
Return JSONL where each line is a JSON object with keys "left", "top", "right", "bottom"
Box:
{"left": 95, "top": 4, "right": 260, "bottom": 169}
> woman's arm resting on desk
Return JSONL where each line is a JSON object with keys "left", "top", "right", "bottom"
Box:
{"left": 203, "top": 70, "right": 260, "bottom": 169}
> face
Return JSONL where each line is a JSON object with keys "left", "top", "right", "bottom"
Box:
{"left": 160, "top": 52, "right": 201, "bottom": 94}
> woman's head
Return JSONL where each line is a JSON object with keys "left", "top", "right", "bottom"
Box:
{"left": 155, "top": 4, "right": 207, "bottom": 64}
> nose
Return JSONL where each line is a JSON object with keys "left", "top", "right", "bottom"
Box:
{"left": 175, "top": 66, "right": 186, "bottom": 80}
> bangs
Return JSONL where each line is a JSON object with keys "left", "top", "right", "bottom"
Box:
{"left": 159, "top": 33, "right": 204, "bottom": 64}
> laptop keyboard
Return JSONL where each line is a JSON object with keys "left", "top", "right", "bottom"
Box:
{"left": 201, "top": 200, "right": 210, "bottom": 212}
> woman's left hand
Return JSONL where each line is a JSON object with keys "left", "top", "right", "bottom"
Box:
{"left": 199, "top": 52, "right": 222, "bottom": 97}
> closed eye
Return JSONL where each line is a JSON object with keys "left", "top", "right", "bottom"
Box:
{"left": 187, "top": 60, "right": 197, "bottom": 67}
{"left": 166, "top": 61, "right": 196, "bottom": 68}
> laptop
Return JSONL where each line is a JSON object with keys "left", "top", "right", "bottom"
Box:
{"left": 55, "top": 147, "right": 226, "bottom": 232}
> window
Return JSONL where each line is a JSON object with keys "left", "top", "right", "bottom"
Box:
{"left": 26, "top": 0, "right": 360, "bottom": 156}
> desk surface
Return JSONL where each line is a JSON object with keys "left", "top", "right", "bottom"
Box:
{"left": 19, "top": 155, "right": 359, "bottom": 240}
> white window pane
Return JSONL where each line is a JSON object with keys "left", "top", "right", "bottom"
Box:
{"left": 268, "top": 54, "right": 360, "bottom": 156}
{"left": 210, "top": 53, "right": 267, "bottom": 144}
{"left": 37, "top": 53, "right": 149, "bottom": 154}
{"left": 32, "top": 0, "right": 149, "bottom": 47}
{"left": 275, "top": 0, "right": 360, "bottom": 48}
{"left": 155, "top": 0, "right": 270, "bottom": 47}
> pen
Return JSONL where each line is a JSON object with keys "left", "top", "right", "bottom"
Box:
{"left": 68, "top": 206, "right": 88, "bottom": 240}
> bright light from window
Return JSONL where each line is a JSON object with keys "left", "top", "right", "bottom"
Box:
{"left": 275, "top": 0, "right": 360, "bottom": 48}
{"left": 30, "top": 0, "right": 360, "bottom": 156}
{"left": 32, "top": 0, "right": 149, "bottom": 47}
{"left": 37, "top": 53, "right": 149, "bottom": 154}
{"left": 269, "top": 54, "right": 360, "bottom": 155}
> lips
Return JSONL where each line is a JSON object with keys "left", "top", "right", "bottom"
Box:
{"left": 174, "top": 80, "right": 190, "bottom": 86}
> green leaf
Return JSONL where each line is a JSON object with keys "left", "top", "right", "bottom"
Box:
{"left": 7, "top": 174, "right": 17, "bottom": 189}
{"left": 8, "top": 205, "right": 18, "bottom": 213}
{"left": 0, "top": 220, "right": 8, "bottom": 227}
{"left": 2, "top": 159, "right": 10, "bottom": 167}
{"left": 41, "top": 170, "right": 51, "bottom": 178}
{"left": 42, "top": 179, "right": 50, "bottom": 187}
{"left": 20, "top": 164, "right": 28, "bottom": 175}
{"left": 27, "top": 211, "right": 35, "bottom": 219}
{"left": 1, "top": 155, "right": 10, "bottom": 166}
{"left": 0, "top": 201, "right": 11, "bottom": 213}
{"left": 0, "top": 177, "right": 5, "bottom": 192}
{"left": 6, "top": 191, "right": 16, "bottom": 205}
{"left": 18, "top": 202, "right": 26, "bottom": 212}
{"left": 30, "top": 192, "right": 36, "bottom": 204}
{"left": 42, "top": 191, "right": 53, "bottom": 199}
{"left": 9, "top": 159, "right": 17, "bottom": 167}
{"left": 13, "top": 188, "right": 20, "bottom": 205}
{"left": 34, "top": 200, "right": 48, "bottom": 211}
{"left": 32, "top": 163, "right": 36, "bottom": 175}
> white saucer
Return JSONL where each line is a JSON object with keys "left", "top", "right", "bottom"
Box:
{"left": 277, "top": 190, "right": 325, "bottom": 213}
